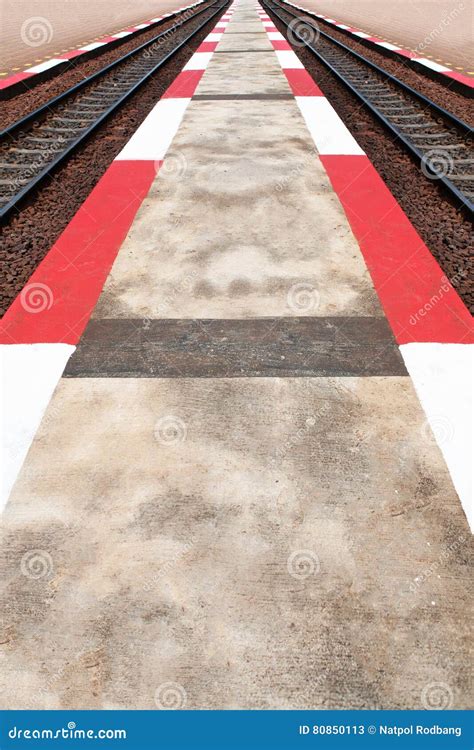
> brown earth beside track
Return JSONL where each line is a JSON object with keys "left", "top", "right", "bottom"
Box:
{"left": 0, "top": 4, "right": 230, "bottom": 317}
{"left": 292, "top": 0, "right": 473, "bottom": 74}
{"left": 0, "top": 3, "right": 216, "bottom": 130}
{"left": 1, "top": 0, "right": 200, "bottom": 73}
{"left": 278, "top": 0, "right": 473, "bottom": 121}
{"left": 3, "top": 0, "right": 472, "bottom": 130}
{"left": 266, "top": 2, "right": 473, "bottom": 313}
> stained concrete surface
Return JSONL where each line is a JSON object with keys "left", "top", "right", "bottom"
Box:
{"left": 94, "top": 5, "right": 381, "bottom": 320}
{"left": 63, "top": 318, "right": 407, "bottom": 378}
{"left": 0, "top": 377, "right": 471, "bottom": 708}
{"left": 216, "top": 30, "right": 273, "bottom": 50}
{"left": 195, "top": 51, "right": 291, "bottom": 94}
{"left": 1, "top": 0, "right": 472, "bottom": 713}
{"left": 94, "top": 98, "right": 381, "bottom": 320}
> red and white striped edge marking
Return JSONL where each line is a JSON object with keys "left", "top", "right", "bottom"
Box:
{"left": 260, "top": 7, "right": 473, "bottom": 527}
{"left": 282, "top": 0, "right": 474, "bottom": 90}
{"left": 0, "top": 0, "right": 207, "bottom": 93}
{"left": 0, "top": 344, "right": 75, "bottom": 510}
{"left": 260, "top": 9, "right": 473, "bottom": 345}
{"left": 0, "top": 8, "right": 232, "bottom": 511}
{"left": 399, "top": 343, "right": 473, "bottom": 529}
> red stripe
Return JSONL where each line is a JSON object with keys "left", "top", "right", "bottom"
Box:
{"left": 320, "top": 155, "right": 474, "bottom": 344}
{"left": 162, "top": 69, "right": 204, "bottom": 97}
{"left": 271, "top": 40, "right": 292, "bottom": 50}
{"left": 443, "top": 70, "right": 474, "bottom": 88}
{"left": 0, "top": 161, "right": 157, "bottom": 345}
{"left": 197, "top": 41, "right": 219, "bottom": 52}
{"left": 62, "top": 49, "right": 87, "bottom": 60}
{"left": 0, "top": 71, "right": 34, "bottom": 90}
{"left": 284, "top": 69, "right": 323, "bottom": 96}
{"left": 395, "top": 48, "right": 418, "bottom": 59}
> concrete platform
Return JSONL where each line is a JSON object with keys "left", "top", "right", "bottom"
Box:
{"left": 216, "top": 31, "right": 273, "bottom": 50}
{"left": 94, "top": 55, "right": 380, "bottom": 319}
{"left": 0, "top": 376, "right": 470, "bottom": 709}
{"left": 0, "top": 0, "right": 472, "bottom": 712}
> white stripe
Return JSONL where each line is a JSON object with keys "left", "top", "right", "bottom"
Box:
{"left": 400, "top": 343, "right": 473, "bottom": 530}
{"left": 182, "top": 51, "right": 213, "bottom": 70}
{"left": 112, "top": 31, "right": 132, "bottom": 39}
{"left": 0, "top": 344, "right": 75, "bottom": 512}
{"left": 80, "top": 42, "right": 106, "bottom": 52}
{"left": 275, "top": 50, "right": 304, "bottom": 69}
{"left": 204, "top": 33, "right": 223, "bottom": 41}
{"left": 296, "top": 96, "right": 365, "bottom": 155}
{"left": 353, "top": 31, "right": 371, "bottom": 38}
{"left": 376, "top": 42, "right": 401, "bottom": 51}
{"left": 413, "top": 57, "right": 451, "bottom": 73}
{"left": 134, "top": 23, "right": 150, "bottom": 29}
{"left": 267, "top": 31, "right": 285, "bottom": 40}
{"left": 115, "top": 98, "right": 191, "bottom": 161}
{"left": 26, "top": 58, "right": 64, "bottom": 74}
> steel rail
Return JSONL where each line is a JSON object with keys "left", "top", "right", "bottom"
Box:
{"left": 263, "top": 0, "right": 474, "bottom": 214}
{"left": 0, "top": 0, "right": 227, "bottom": 221}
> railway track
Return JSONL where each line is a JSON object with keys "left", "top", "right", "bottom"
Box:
{"left": 0, "top": 0, "right": 227, "bottom": 222}
{"left": 263, "top": 0, "right": 474, "bottom": 214}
